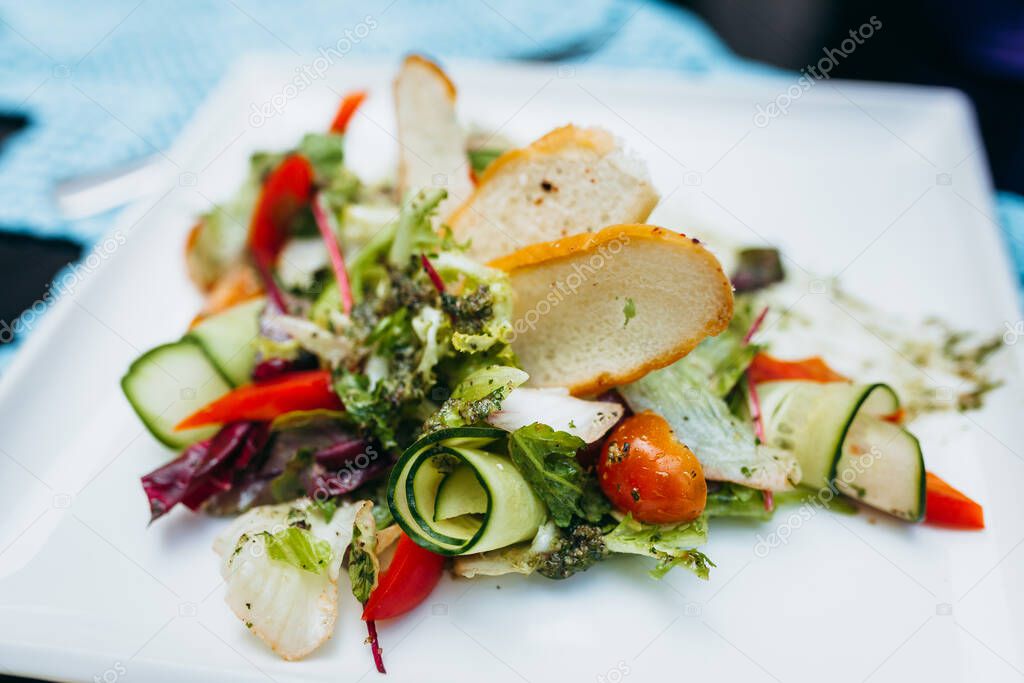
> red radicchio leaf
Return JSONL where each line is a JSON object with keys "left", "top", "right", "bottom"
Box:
{"left": 202, "top": 419, "right": 387, "bottom": 515}
{"left": 251, "top": 352, "right": 318, "bottom": 382}
{"left": 308, "top": 437, "right": 392, "bottom": 499}
{"left": 141, "top": 422, "right": 270, "bottom": 523}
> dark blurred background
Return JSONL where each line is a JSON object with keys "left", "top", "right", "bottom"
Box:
{"left": 682, "top": 0, "right": 1024, "bottom": 194}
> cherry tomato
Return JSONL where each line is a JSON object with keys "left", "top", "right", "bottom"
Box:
{"left": 597, "top": 411, "right": 706, "bottom": 523}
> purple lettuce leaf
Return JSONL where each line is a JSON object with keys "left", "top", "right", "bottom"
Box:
{"left": 202, "top": 418, "right": 390, "bottom": 516}
{"left": 141, "top": 422, "right": 270, "bottom": 523}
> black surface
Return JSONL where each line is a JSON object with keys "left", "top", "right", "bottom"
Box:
{"left": 681, "top": 0, "right": 1024, "bottom": 194}
{"left": 0, "top": 231, "right": 82, "bottom": 346}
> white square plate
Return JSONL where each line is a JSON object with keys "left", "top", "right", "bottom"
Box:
{"left": 1, "top": 57, "right": 1023, "bottom": 683}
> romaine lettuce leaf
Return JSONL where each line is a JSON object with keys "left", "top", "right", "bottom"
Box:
{"left": 214, "top": 499, "right": 374, "bottom": 660}
{"left": 680, "top": 300, "right": 760, "bottom": 398}
{"left": 262, "top": 526, "right": 333, "bottom": 575}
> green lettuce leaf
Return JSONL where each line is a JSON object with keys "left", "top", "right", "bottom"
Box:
{"left": 679, "top": 299, "right": 760, "bottom": 398}
{"left": 434, "top": 252, "right": 514, "bottom": 354}
{"left": 347, "top": 188, "right": 447, "bottom": 301}
{"left": 619, "top": 360, "right": 797, "bottom": 491}
{"left": 298, "top": 132, "right": 344, "bottom": 177}
{"left": 388, "top": 188, "right": 447, "bottom": 267}
{"left": 261, "top": 526, "right": 333, "bottom": 575}
{"left": 467, "top": 147, "right": 504, "bottom": 175}
{"left": 347, "top": 510, "right": 379, "bottom": 604}
{"left": 507, "top": 423, "right": 609, "bottom": 527}
{"left": 425, "top": 365, "right": 528, "bottom": 432}
{"left": 333, "top": 372, "right": 400, "bottom": 448}
{"left": 649, "top": 549, "right": 715, "bottom": 580}
{"left": 704, "top": 482, "right": 773, "bottom": 520}
{"left": 603, "top": 513, "right": 713, "bottom": 580}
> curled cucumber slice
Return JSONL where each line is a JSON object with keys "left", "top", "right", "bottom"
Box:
{"left": 387, "top": 427, "right": 547, "bottom": 555}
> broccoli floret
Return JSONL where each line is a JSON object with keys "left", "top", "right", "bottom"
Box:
{"left": 535, "top": 524, "right": 608, "bottom": 580}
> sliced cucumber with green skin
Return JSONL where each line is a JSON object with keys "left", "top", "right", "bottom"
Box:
{"left": 758, "top": 380, "right": 924, "bottom": 521}
{"left": 121, "top": 339, "right": 232, "bottom": 449}
{"left": 185, "top": 297, "right": 265, "bottom": 386}
{"left": 758, "top": 381, "right": 897, "bottom": 488}
{"left": 834, "top": 416, "right": 925, "bottom": 521}
{"left": 434, "top": 465, "right": 488, "bottom": 521}
{"left": 387, "top": 426, "right": 547, "bottom": 556}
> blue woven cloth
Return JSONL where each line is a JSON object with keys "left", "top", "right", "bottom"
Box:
{"left": 0, "top": 0, "right": 1021, "bottom": 368}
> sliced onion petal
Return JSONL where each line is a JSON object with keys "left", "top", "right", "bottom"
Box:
{"left": 214, "top": 498, "right": 374, "bottom": 660}
{"left": 486, "top": 387, "right": 624, "bottom": 443}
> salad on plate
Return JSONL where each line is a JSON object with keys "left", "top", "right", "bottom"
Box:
{"left": 121, "top": 55, "right": 988, "bottom": 672}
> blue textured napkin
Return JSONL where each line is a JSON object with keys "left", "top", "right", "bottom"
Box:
{"left": 0, "top": 0, "right": 1020, "bottom": 369}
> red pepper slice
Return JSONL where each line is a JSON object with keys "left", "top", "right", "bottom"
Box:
{"left": 362, "top": 533, "right": 445, "bottom": 621}
{"left": 747, "top": 352, "right": 849, "bottom": 385}
{"left": 175, "top": 370, "right": 341, "bottom": 431}
{"left": 248, "top": 154, "right": 314, "bottom": 268}
{"left": 329, "top": 90, "right": 368, "bottom": 135}
{"left": 924, "top": 472, "right": 984, "bottom": 529}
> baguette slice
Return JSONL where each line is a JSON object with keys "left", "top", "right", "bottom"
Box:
{"left": 394, "top": 54, "right": 473, "bottom": 218}
{"left": 448, "top": 125, "right": 659, "bottom": 263}
{"left": 490, "top": 224, "right": 733, "bottom": 396}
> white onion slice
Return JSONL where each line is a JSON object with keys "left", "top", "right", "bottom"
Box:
{"left": 486, "top": 387, "right": 623, "bottom": 443}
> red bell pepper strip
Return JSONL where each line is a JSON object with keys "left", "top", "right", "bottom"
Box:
{"left": 329, "top": 90, "right": 367, "bottom": 135}
{"left": 362, "top": 533, "right": 445, "bottom": 621}
{"left": 175, "top": 370, "right": 341, "bottom": 431}
{"left": 311, "top": 192, "right": 354, "bottom": 315}
{"left": 249, "top": 154, "right": 314, "bottom": 269}
{"left": 747, "top": 352, "right": 849, "bottom": 385}
{"left": 924, "top": 472, "right": 984, "bottom": 529}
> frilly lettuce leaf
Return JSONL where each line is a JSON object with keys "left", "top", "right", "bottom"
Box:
{"left": 424, "top": 364, "right": 528, "bottom": 431}
{"left": 603, "top": 513, "right": 713, "bottom": 580}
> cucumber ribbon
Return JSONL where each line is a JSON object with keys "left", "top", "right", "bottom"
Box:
{"left": 387, "top": 426, "right": 547, "bottom": 555}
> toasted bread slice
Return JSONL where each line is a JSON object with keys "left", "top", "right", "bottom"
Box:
{"left": 394, "top": 55, "right": 473, "bottom": 218}
{"left": 491, "top": 224, "right": 733, "bottom": 396}
{"left": 448, "top": 126, "right": 659, "bottom": 263}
